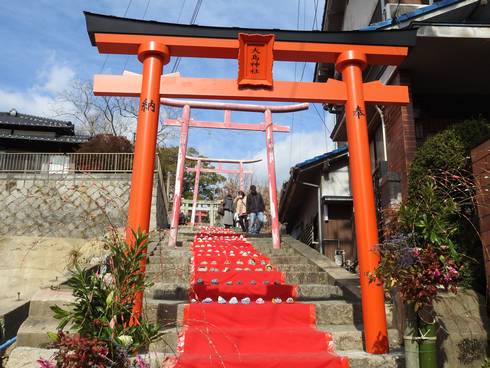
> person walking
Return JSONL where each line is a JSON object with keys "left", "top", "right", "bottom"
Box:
{"left": 234, "top": 190, "right": 248, "bottom": 232}
{"left": 246, "top": 185, "right": 265, "bottom": 235}
{"left": 222, "top": 191, "right": 235, "bottom": 228}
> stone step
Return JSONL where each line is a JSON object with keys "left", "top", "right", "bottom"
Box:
{"left": 149, "top": 249, "right": 191, "bottom": 259}
{"left": 144, "top": 300, "right": 392, "bottom": 329}
{"left": 5, "top": 347, "right": 403, "bottom": 368}
{"left": 285, "top": 271, "right": 334, "bottom": 285}
{"left": 339, "top": 350, "right": 404, "bottom": 368}
{"left": 144, "top": 299, "right": 187, "bottom": 327}
{"left": 149, "top": 328, "right": 180, "bottom": 354}
{"left": 313, "top": 301, "right": 393, "bottom": 328}
{"left": 146, "top": 262, "right": 190, "bottom": 274}
{"left": 147, "top": 255, "right": 190, "bottom": 265}
{"left": 147, "top": 272, "right": 190, "bottom": 284}
{"left": 147, "top": 283, "right": 189, "bottom": 300}
{"left": 27, "top": 289, "right": 74, "bottom": 319}
{"left": 148, "top": 326, "right": 401, "bottom": 357}
{"left": 275, "top": 263, "right": 324, "bottom": 273}
{"left": 296, "top": 284, "right": 343, "bottom": 300}
{"left": 147, "top": 283, "right": 343, "bottom": 301}
{"left": 253, "top": 245, "right": 296, "bottom": 253}
{"left": 319, "top": 325, "right": 401, "bottom": 351}
{"left": 148, "top": 271, "right": 332, "bottom": 285}
{"left": 5, "top": 347, "right": 58, "bottom": 368}
{"left": 312, "top": 301, "right": 363, "bottom": 326}
{"left": 24, "top": 295, "right": 385, "bottom": 333}
{"left": 16, "top": 318, "right": 61, "bottom": 348}
{"left": 252, "top": 240, "right": 293, "bottom": 247}
{"left": 269, "top": 255, "right": 308, "bottom": 264}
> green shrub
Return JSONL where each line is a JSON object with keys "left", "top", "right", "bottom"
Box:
{"left": 406, "top": 118, "right": 489, "bottom": 291}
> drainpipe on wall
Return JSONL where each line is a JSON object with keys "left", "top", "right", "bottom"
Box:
{"left": 375, "top": 105, "right": 388, "bottom": 161}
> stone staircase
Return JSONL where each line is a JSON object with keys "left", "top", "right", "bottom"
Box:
{"left": 8, "top": 229, "right": 404, "bottom": 367}
{"left": 142, "top": 230, "right": 404, "bottom": 367}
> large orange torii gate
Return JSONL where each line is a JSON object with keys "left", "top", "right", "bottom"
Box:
{"left": 185, "top": 155, "right": 261, "bottom": 228}
{"left": 85, "top": 11, "right": 416, "bottom": 354}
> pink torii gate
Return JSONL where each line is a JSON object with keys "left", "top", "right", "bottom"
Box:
{"left": 185, "top": 155, "right": 262, "bottom": 227}
{"left": 162, "top": 98, "right": 308, "bottom": 248}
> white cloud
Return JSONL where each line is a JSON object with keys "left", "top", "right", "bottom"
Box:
{"left": 0, "top": 55, "right": 75, "bottom": 117}
{"left": 0, "top": 88, "right": 66, "bottom": 117}
{"left": 247, "top": 130, "right": 334, "bottom": 186}
{"left": 40, "top": 65, "right": 76, "bottom": 94}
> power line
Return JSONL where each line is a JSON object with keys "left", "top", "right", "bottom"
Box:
{"left": 171, "top": 0, "right": 204, "bottom": 73}
{"left": 142, "top": 0, "right": 152, "bottom": 18}
{"left": 298, "top": 0, "right": 320, "bottom": 82}
{"left": 100, "top": 0, "right": 134, "bottom": 73}
{"left": 289, "top": 0, "right": 302, "bottom": 167}
{"left": 312, "top": 0, "right": 319, "bottom": 30}
{"left": 121, "top": 0, "right": 152, "bottom": 73}
{"left": 313, "top": 103, "right": 330, "bottom": 152}
{"left": 176, "top": 0, "right": 187, "bottom": 23}
{"left": 299, "top": 0, "right": 329, "bottom": 152}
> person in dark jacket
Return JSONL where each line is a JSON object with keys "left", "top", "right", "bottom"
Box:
{"left": 222, "top": 191, "right": 235, "bottom": 228}
{"left": 246, "top": 185, "right": 265, "bottom": 235}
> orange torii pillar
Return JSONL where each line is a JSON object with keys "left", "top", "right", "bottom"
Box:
{"left": 185, "top": 156, "right": 261, "bottom": 227}
{"left": 162, "top": 98, "right": 306, "bottom": 249}
{"left": 86, "top": 11, "right": 415, "bottom": 353}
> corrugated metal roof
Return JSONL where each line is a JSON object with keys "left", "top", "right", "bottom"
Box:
{"left": 293, "top": 146, "right": 348, "bottom": 170}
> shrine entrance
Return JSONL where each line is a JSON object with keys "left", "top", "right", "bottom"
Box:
{"left": 85, "top": 11, "right": 416, "bottom": 354}
{"left": 185, "top": 155, "right": 261, "bottom": 228}
{"left": 160, "top": 97, "right": 304, "bottom": 248}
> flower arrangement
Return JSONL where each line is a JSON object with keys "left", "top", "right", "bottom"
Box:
{"left": 371, "top": 180, "right": 463, "bottom": 311}
{"left": 372, "top": 234, "right": 460, "bottom": 311}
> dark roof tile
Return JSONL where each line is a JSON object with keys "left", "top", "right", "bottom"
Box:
{"left": 0, "top": 111, "right": 74, "bottom": 129}
{"left": 0, "top": 132, "right": 89, "bottom": 144}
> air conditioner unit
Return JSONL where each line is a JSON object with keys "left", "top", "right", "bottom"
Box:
{"left": 383, "top": 3, "right": 429, "bottom": 21}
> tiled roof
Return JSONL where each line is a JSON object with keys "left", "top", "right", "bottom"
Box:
{"left": 0, "top": 132, "right": 89, "bottom": 144}
{"left": 0, "top": 111, "right": 74, "bottom": 129}
{"left": 293, "top": 146, "right": 348, "bottom": 170}
{"left": 85, "top": 11, "right": 417, "bottom": 47}
{"left": 362, "top": 0, "right": 463, "bottom": 30}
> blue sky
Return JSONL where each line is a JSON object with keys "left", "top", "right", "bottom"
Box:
{"left": 0, "top": 0, "right": 335, "bottom": 183}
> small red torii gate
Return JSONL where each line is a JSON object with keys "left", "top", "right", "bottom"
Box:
{"left": 162, "top": 97, "right": 303, "bottom": 249}
{"left": 85, "top": 11, "right": 415, "bottom": 354}
{"left": 185, "top": 155, "right": 261, "bottom": 228}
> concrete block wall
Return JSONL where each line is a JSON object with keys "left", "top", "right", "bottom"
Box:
{"left": 0, "top": 173, "right": 158, "bottom": 239}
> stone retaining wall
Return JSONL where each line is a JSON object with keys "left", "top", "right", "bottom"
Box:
{"left": 0, "top": 173, "right": 158, "bottom": 238}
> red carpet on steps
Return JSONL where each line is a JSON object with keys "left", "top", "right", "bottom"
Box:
{"left": 172, "top": 228, "right": 349, "bottom": 368}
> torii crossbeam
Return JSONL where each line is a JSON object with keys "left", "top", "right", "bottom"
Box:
{"left": 185, "top": 156, "right": 261, "bottom": 228}
{"left": 163, "top": 98, "right": 305, "bottom": 249}
{"left": 85, "top": 11, "right": 416, "bottom": 353}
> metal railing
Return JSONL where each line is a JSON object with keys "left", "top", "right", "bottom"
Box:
{"left": 0, "top": 153, "right": 135, "bottom": 174}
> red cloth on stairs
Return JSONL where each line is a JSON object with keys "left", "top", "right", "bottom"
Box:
{"left": 172, "top": 229, "right": 349, "bottom": 368}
